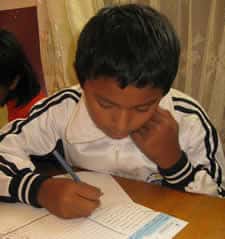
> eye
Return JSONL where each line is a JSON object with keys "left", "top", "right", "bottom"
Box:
{"left": 135, "top": 105, "right": 151, "bottom": 112}
{"left": 98, "top": 100, "right": 114, "bottom": 109}
{"left": 135, "top": 100, "right": 159, "bottom": 113}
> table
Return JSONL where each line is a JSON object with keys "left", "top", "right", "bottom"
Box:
{"left": 115, "top": 176, "right": 225, "bottom": 239}
{"left": 35, "top": 161, "right": 225, "bottom": 239}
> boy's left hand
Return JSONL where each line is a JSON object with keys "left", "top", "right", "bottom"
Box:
{"left": 130, "top": 107, "right": 182, "bottom": 169}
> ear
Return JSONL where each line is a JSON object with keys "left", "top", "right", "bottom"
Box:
{"left": 9, "top": 75, "right": 20, "bottom": 91}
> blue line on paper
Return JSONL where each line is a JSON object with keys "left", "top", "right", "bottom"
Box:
{"left": 129, "top": 213, "right": 170, "bottom": 239}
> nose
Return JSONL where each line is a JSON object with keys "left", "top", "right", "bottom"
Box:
{"left": 112, "top": 109, "right": 130, "bottom": 134}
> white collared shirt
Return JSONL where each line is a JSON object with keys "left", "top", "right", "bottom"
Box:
{"left": 0, "top": 85, "right": 224, "bottom": 205}
{"left": 63, "top": 86, "right": 176, "bottom": 182}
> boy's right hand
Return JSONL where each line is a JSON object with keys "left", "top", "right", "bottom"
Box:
{"left": 37, "top": 178, "right": 102, "bottom": 219}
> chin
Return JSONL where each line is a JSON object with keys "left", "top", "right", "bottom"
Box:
{"left": 107, "top": 132, "right": 129, "bottom": 139}
{"left": 99, "top": 126, "right": 129, "bottom": 139}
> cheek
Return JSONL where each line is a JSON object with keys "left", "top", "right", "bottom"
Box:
{"left": 92, "top": 110, "right": 110, "bottom": 128}
{"left": 129, "top": 113, "right": 150, "bottom": 131}
{"left": 130, "top": 106, "right": 158, "bottom": 130}
{"left": 85, "top": 100, "right": 111, "bottom": 128}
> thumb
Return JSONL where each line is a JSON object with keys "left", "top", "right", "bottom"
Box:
{"left": 75, "top": 182, "right": 103, "bottom": 201}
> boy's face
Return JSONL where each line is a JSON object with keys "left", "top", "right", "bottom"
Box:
{"left": 83, "top": 77, "right": 164, "bottom": 139}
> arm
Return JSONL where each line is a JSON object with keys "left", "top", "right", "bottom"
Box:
{"left": 0, "top": 90, "right": 102, "bottom": 218}
{"left": 158, "top": 115, "right": 225, "bottom": 197}
{"left": 131, "top": 107, "right": 225, "bottom": 197}
{"left": 0, "top": 106, "right": 57, "bottom": 206}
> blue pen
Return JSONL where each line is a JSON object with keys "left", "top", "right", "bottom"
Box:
{"left": 53, "top": 150, "right": 80, "bottom": 182}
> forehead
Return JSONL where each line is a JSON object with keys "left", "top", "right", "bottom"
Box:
{"left": 83, "top": 77, "right": 163, "bottom": 106}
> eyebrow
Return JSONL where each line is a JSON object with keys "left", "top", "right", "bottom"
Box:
{"left": 96, "top": 95, "right": 158, "bottom": 108}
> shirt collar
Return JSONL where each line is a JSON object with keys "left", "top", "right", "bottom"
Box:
{"left": 65, "top": 95, "right": 106, "bottom": 144}
{"left": 65, "top": 89, "right": 175, "bottom": 144}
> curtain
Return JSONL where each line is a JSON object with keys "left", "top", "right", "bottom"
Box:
{"left": 37, "top": 0, "right": 225, "bottom": 151}
{"left": 37, "top": 0, "right": 75, "bottom": 93}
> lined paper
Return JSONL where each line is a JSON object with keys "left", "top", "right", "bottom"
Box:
{"left": 0, "top": 172, "right": 187, "bottom": 239}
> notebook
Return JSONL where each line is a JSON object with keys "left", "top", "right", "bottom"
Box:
{"left": 0, "top": 172, "right": 187, "bottom": 239}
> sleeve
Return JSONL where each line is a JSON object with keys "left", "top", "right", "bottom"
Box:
{"left": 158, "top": 115, "right": 225, "bottom": 198}
{"left": 0, "top": 92, "right": 78, "bottom": 207}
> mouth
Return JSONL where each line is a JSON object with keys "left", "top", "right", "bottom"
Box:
{"left": 107, "top": 131, "right": 129, "bottom": 139}
{"left": 100, "top": 126, "right": 129, "bottom": 139}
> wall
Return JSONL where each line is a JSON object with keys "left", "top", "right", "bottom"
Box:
{"left": 0, "top": 0, "right": 44, "bottom": 128}
{"left": 0, "top": 0, "right": 36, "bottom": 10}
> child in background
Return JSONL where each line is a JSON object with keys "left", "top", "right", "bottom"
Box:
{"left": 0, "top": 4, "right": 224, "bottom": 219}
{"left": 0, "top": 29, "right": 46, "bottom": 122}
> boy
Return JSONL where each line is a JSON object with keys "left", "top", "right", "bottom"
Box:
{"left": 0, "top": 4, "right": 224, "bottom": 219}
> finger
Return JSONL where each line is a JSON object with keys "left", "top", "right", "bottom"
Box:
{"left": 131, "top": 118, "right": 158, "bottom": 140}
{"left": 153, "top": 107, "right": 178, "bottom": 133}
{"left": 75, "top": 182, "right": 103, "bottom": 201}
{"left": 157, "top": 106, "right": 174, "bottom": 119}
{"left": 73, "top": 194, "right": 101, "bottom": 217}
{"left": 143, "top": 118, "right": 158, "bottom": 128}
{"left": 144, "top": 112, "right": 162, "bottom": 128}
{"left": 130, "top": 126, "right": 150, "bottom": 142}
{"left": 146, "top": 107, "right": 172, "bottom": 126}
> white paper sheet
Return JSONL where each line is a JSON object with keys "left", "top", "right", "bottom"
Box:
{"left": 0, "top": 172, "right": 187, "bottom": 239}
{"left": 0, "top": 172, "right": 131, "bottom": 237}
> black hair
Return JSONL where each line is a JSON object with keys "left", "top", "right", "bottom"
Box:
{"left": 0, "top": 29, "right": 41, "bottom": 106}
{"left": 75, "top": 4, "right": 180, "bottom": 95}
